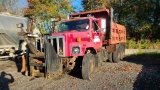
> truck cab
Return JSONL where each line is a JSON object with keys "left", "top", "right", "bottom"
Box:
{"left": 51, "top": 17, "right": 103, "bottom": 57}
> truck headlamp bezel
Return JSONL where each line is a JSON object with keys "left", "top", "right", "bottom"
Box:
{"left": 71, "top": 46, "right": 80, "bottom": 54}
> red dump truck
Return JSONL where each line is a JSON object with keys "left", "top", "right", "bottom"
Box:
{"left": 18, "top": 8, "right": 126, "bottom": 80}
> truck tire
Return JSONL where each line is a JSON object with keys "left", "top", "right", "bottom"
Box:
{"left": 108, "top": 52, "right": 113, "bottom": 62}
{"left": 95, "top": 52, "right": 102, "bottom": 67}
{"left": 120, "top": 45, "right": 123, "bottom": 60}
{"left": 112, "top": 47, "right": 120, "bottom": 63}
{"left": 82, "top": 53, "right": 95, "bottom": 80}
{"left": 94, "top": 54, "right": 99, "bottom": 68}
{"left": 120, "top": 45, "right": 125, "bottom": 60}
{"left": 102, "top": 50, "right": 108, "bottom": 62}
{"left": 122, "top": 47, "right": 125, "bottom": 59}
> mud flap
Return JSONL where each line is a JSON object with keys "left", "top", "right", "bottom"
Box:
{"left": 44, "top": 37, "right": 61, "bottom": 79}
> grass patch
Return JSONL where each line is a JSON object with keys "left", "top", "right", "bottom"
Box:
{"left": 126, "top": 39, "right": 160, "bottom": 49}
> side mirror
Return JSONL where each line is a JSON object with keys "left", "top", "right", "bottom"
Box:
{"left": 51, "top": 17, "right": 61, "bottom": 22}
{"left": 16, "top": 23, "right": 23, "bottom": 28}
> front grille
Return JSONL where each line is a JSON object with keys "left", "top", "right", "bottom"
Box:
{"left": 35, "top": 38, "right": 43, "bottom": 52}
{"left": 35, "top": 36, "right": 65, "bottom": 57}
{"left": 51, "top": 36, "right": 65, "bottom": 57}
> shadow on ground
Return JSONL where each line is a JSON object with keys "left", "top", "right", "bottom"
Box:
{"left": 0, "top": 57, "right": 22, "bottom": 74}
{"left": 69, "top": 57, "right": 83, "bottom": 79}
{"left": 123, "top": 53, "right": 160, "bottom": 90}
{"left": 12, "top": 56, "right": 22, "bottom": 73}
{"left": 0, "top": 71, "right": 14, "bottom": 90}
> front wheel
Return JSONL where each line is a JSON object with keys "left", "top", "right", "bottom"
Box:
{"left": 82, "top": 53, "right": 95, "bottom": 80}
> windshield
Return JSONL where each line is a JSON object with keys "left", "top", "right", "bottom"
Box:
{"left": 59, "top": 19, "right": 89, "bottom": 32}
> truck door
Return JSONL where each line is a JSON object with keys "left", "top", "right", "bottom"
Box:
{"left": 92, "top": 20, "right": 102, "bottom": 48}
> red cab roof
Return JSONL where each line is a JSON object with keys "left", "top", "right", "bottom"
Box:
{"left": 70, "top": 8, "right": 110, "bottom": 17}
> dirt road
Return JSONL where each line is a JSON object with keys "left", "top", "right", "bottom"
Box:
{"left": 0, "top": 54, "right": 160, "bottom": 90}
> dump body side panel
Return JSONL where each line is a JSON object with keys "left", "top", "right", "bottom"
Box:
{"left": 109, "top": 22, "right": 126, "bottom": 45}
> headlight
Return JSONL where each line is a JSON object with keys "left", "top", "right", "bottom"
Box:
{"left": 72, "top": 47, "right": 80, "bottom": 54}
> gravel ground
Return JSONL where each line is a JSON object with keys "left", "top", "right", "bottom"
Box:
{"left": 0, "top": 54, "right": 160, "bottom": 90}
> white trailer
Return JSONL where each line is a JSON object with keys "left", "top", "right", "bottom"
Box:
{"left": 0, "top": 13, "right": 28, "bottom": 58}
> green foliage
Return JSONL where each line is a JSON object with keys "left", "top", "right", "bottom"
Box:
{"left": 24, "top": 0, "right": 73, "bottom": 34}
{"left": 116, "top": 0, "right": 158, "bottom": 40}
{"left": 24, "top": 0, "right": 73, "bottom": 20}
{"left": 152, "top": 40, "right": 160, "bottom": 49}
{"left": 126, "top": 39, "right": 160, "bottom": 49}
{"left": 137, "top": 39, "right": 151, "bottom": 49}
{"left": 81, "top": 0, "right": 107, "bottom": 11}
{"left": 37, "top": 25, "right": 47, "bottom": 34}
{"left": 126, "top": 38, "right": 138, "bottom": 49}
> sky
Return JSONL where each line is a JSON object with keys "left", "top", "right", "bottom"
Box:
{"left": 18, "top": 0, "right": 83, "bottom": 12}
{"left": 18, "top": 0, "right": 28, "bottom": 8}
{"left": 71, "top": 0, "right": 83, "bottom": 12}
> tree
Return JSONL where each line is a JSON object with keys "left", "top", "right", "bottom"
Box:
{"left": 24, "top": 0, "right": 73, "bottom": 19}
{"left": 0, "top": 0, "right": 19, "bottom": 15}
{"left": 23, "top": 0, "right": 73, "bottom": 34}
{"left": 82, "top": 0, "right": 107, "bottom": 11}
{"left": 116, "top": 0, "right": 160, "bottom": 40}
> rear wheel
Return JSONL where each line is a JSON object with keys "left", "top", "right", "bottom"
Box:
{"left": 112, "top": 47, "right": 120, "bottom": 63}
{"left": 120, "top": 45, "right": 125, "bottom": 60}
{"left": 95, "top": 52, "right": 102, "bottom": 67}
{"left": 108, "top": 52, "right": 113, "bottom": 62}
{"left": 102, "top": 50, "right": 108, "bottom": 62}
{"left": 82, "top": 53, "right": 95, "bottom": 80}
{"left": 122, "top": 47, "right": 125, "bottom": 59}
{"left": 94, "top": 54, "right": 99, "bottom": 68}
